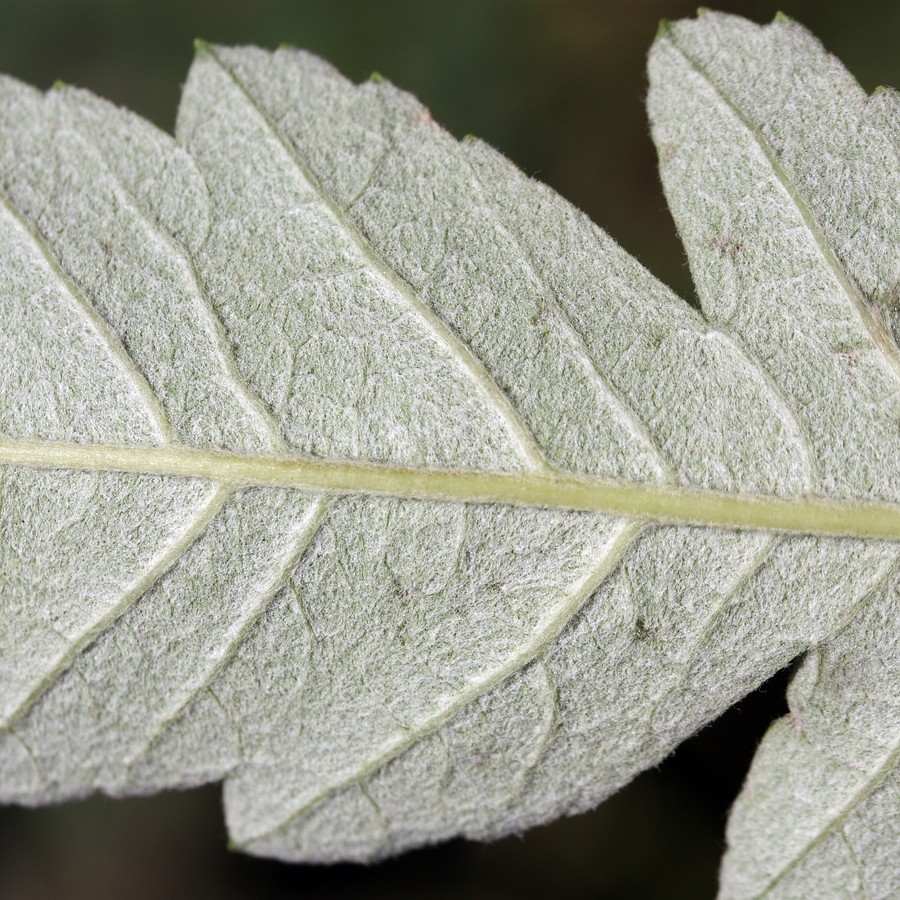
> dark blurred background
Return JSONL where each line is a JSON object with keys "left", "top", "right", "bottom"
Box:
{"left": 0, "top": 1, "right": 896, "bottom": 898}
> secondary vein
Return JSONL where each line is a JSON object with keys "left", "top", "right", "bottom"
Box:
{"left": 199, "top": 43, "right": 551, "bottom": 473}
{"left": 664, "top": 32, "right": 900, "bottom": 386}
{"left": 0, "top": 483, "right": 234, "bottom": 734}
{"left": 0, "top": 188, "right": 175, "bottom": 443}
{"left": 58, "top": 108, "right": 288, "bottom": 452}
{"left": 239, "top": 519, "right": 640, "bottom": 847}
{"left": 123, "top": 496, "right": 330, "bottom": 773}
{"left": 760, "top": 736, "right": 900, "bottom": 898}
{"left": 464, "top": 155, "right": 675, "bottom": 484}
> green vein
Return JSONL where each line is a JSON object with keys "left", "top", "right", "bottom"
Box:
{"left": 2, "top": 438, "right": 900, "bottom": 540}
{"left": 124, "top": 497, "right": 330, "bottom": 772}
{"left": 500, "top": 659, "right": 560, "bottom": 812}
{"left": 0, "top": 187, "right": 175, "bottom": 443}
{"left": 704, "top": 329, "right": 820, "bottom": 488}
{"left": 55, "top": 92, "right": 289, "bottom": 453}
{"left": 759, "top": 737, "right": 900, "bottom": 897}
{"left": 0, "top": 483, "right": 233, "bottom": 733}
{"left": 463, "top": 154, "right": 675, "bottom": 484}
{"left": 198, "top": 42, "right": 551, "bottom": 473}
{"left": 239, "top": 519, "right": 641, "bottom": 848}
{"left": 644, "top": 533, "right": 782, "bottom": 735}
{"left": 663, "top": 31, "right": 900, "bottom": 385}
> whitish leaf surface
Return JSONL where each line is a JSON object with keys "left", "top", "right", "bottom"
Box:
{"left": 0, "top": 10, "right": 897, "bottom": 887}
{"left": 648, "top": 12, "right": 900, "bottom": 896}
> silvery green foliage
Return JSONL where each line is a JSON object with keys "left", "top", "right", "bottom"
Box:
{"left": 650, "top": 14, "right": 900, "bottom": 896}
{"left": 0, "top": 10, "right": 896, "bottom": 894}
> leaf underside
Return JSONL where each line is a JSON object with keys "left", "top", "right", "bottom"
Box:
{"left": 0, "top": 10, "right": 897, "bottom": 896}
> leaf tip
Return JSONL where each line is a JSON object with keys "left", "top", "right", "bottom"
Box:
{"left": 193, "top": 38, "right": 214, "bottom": 58}
{"left": 774, "top": 11, "right": 794, "bottom": 24}
{"left": 368, "top": 70, "right": 387, "bottom": 84}
{"left": 655, "top": 19, "right": 673, "bottom": 40}
{"left": 51, "top": 79, "right": 70, "bottom": 92}
{"left": 696, "top": 6, "right": 711, "bottom": 16}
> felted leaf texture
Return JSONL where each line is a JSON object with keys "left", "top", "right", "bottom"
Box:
{"left": 650, "top": 13, "right": 900, "bottom": 896}
{"left": 0, "top": 9, "right": 896, "bottom": 894}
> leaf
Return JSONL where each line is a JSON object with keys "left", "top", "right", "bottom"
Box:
{"left": 719, "top": 598, "right": 900, "bottom": 898}
{"left": 0, "top": 9, "right": 896, "bottom": 887}
{"left": 648, "top": 12, "right": 900, "bottom": 895}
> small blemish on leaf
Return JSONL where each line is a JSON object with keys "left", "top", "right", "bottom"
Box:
{"left": 712, "top": 234, "right": 744, "bottom": 259}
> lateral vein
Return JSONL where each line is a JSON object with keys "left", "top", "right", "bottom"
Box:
{"left": 240, "top": 519, "right": 641, "bottom": 847}
{"left": 464, "top": 155, "right": 675, "bottom": 484}
{"left": 0, "top": 483, "right": 234, "bottom": 733}
{"left": 0, "top": 187, "right": 175, "bottom": 443}
{"left": 59, "top": 113, "right": 289, "bottom": 451}
{"left": 664, "top": 33, "right": 900, "bottom": 385}
{"left": 123, "top": 497, "right": 330, "bottom": 772}
{"left": 199, "top": 43, "right": 551, "bottom": 473}
{"left": 760, "top": 736, "right": 900, "bottom": 898}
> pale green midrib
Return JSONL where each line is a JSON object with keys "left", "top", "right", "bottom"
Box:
{"left": 124, "top": 497, "right": 330, "bottom": 772}
{"left": 240, "top": 519, "right": 641, "bottom": 848}
{"left": 3, "top": 438, "right": 900, "bottom": 541}
{"left": 198, "top": 43, "right": 552, "bottom": 474}
{"left": 0, "top": 484, "right": 234, "bottom": 734}
{"left": 0, "top": 186, "right": 175, "bottom": 443}
{"left": 664, "top": 33, "right": 900, "bottom": 385}
{"left": 757, "top": 736, "right": 900, "bottom": 898}
{"left": 56, "top": 102, "right": 289, "bottom": 452}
